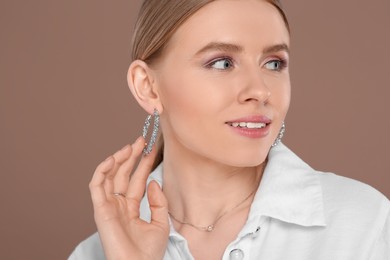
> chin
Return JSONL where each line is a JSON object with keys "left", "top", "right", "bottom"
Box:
{"left": 219, "top": 150, "right": 269, "bottom": 168}
{"left": 231, "top": 159, "right": 266, "bottom": 168}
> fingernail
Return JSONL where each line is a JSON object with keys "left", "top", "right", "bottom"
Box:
{"left": 133, "top": 136, "right": 145, "bottom": 147}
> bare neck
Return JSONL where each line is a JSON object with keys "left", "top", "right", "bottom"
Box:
{"left": 162, "top": 144, "right": 265, "bottom": 228}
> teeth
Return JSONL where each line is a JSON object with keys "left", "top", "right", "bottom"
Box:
{"left": 247, "top": 122, "right": 266, "bottom": 129}
{"left": 229, "top": 122, "right": 266, "bottom": 129}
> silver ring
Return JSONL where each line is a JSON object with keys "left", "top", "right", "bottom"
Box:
{"left": 113, "top": 192, "right": 126, "bottom": 198}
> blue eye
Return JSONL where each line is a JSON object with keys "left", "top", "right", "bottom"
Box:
{"left": 209, "top": 58, "right": 233, "bottom": 70}
{"left": 265, "top": 60, "right": 286, "bottom": 71}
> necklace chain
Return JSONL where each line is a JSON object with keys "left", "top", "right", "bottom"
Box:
{"left": 168, "top": 187, "right": 258, "bottom": 232}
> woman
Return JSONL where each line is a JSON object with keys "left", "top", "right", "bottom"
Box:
{"left": 70, "top": 0, "right": 389, "bottom": 259}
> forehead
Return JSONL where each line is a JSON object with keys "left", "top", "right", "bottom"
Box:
{"left": 167, "top": 0, "right": 290, "bottom": 53}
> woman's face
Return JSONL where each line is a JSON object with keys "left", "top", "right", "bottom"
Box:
{"left": 153, "top": 0, "right": 290, "bottom": 167}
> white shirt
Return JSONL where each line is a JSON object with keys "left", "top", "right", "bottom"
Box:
{"left": 69, "top": 144, "right": 390, "bottom": 260}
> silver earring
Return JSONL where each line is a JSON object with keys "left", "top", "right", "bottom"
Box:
{"left": 272, "top": 122, "right": 285, "bottom": 147}
{"left": 142, "top": 108, "right": 160, "bottom": 155}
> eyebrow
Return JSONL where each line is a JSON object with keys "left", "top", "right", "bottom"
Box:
{"left": 263, "top": 43, "right": 290, "bottom": 55}
{"left": 195, "top": 42, "right": 290, "bottom": 56}
{"left": 195, "top": 42, "right": 243, "bottom": 56}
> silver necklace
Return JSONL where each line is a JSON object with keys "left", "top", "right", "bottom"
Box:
{"left": 168, "top": 187, "right": 257, "bottom": 232}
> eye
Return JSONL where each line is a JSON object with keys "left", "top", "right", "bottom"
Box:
{"left": 264, "top": 59, "right": 287, "bottom": 71}
{"left": 208, "top": 58, "right": 233, "bottom": 70}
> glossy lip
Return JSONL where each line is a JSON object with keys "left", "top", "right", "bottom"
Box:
{"left": 226, "top": 115, "right": 272, "bottom": 124}
{"left": 225, "top": 115, "right": 272, "bottom": 139}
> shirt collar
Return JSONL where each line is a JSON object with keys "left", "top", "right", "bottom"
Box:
{"left": 140, "top": 143, "right": 327, "bottom": 232}
{"left": 247, "top": 143, "right": 326, "bottom": 228}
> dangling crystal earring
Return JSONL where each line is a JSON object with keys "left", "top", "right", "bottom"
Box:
{"left": 272, "top": 122, "right": 285, "bottom": 147}
{"left": 142, "top": 108, "right": 160, "bottom": 155}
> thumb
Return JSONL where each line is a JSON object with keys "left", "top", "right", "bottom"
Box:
{"left": 147, "top": 180, "right": 169, "bottom": 228}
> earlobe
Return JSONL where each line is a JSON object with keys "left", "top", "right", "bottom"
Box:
{"left": 127, "top": 60, "right": 162, "bottom": 114}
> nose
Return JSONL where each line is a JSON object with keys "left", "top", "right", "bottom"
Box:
{"left": 237, "top": 68, "right": 271, "bottom": 105}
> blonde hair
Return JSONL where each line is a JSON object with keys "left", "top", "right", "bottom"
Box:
{"left": 131, "top": 0, "right": 290, "bottom": 169}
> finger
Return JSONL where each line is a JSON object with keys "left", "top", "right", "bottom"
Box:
{"left": 148, "top": 180, "right": 169, "bottom": 228}
{"left": 102, "top": 142, "right": 135, "bottom": 196}
{"left": 113, "top": 137, "right": 144, "bottom": 195}
{"left": 89, "top": 156, "right": 115, "bottom": 206}
{"left": 112, "top": 143, "right": 133, "bottom": 167}
{"left": 106, "top": 143, "right": 133, "bottom": 181}
{"left": 126, "top": 138, "right": 158, "bottom": 213}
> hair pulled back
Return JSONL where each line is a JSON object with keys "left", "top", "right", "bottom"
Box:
{"left": 132, "top": 0, "right": 289, "bottom": 63}
{"left": 131, "top": 0, "right": 290, "bottom": 169}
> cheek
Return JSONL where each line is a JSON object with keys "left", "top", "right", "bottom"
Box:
{"left": 159, "top": 70, "right": 232, "bottom": 118}
{"left": 269, "top": 76, "right": 291, "bottom": 117}
{"left": 279, "top": 86, "right": 291, "bottom": 116}
{"left": 158, "top": 72, "right": 238, "bottom": 159}
{"left": 160, "top": 78, "right": 204, "bottom": 116}
{"left": 158, "top": 75, "right": 210, "bottom": 143}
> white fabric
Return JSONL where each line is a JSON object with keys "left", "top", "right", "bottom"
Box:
{"left": 69, "top": 144, "right": 390, "bottom": 260}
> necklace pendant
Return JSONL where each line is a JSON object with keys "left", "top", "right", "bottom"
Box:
{"left": 206, "top": 225, "right": 214, "bottom": 232}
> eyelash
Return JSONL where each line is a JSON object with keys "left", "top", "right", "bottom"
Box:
{"left": 265, "top": 58, "right": 288, "bottom": 72}
{"left": 205, "top": 56, "right": 234, "bottom": 70}
{"left": 205, "top": 56, "right": 288, "bottom": 72}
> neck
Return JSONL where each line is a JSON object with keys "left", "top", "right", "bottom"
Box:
{"left": 162, "top": 142, "right": 265, "bottom": 229}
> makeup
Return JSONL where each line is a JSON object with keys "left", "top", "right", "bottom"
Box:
{"left": 226, "top": 115, "right": 271, "bottom": 138}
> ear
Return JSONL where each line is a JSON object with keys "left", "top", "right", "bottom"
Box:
{"left": 127, "top": 60, "right": 163, "bottom": 114}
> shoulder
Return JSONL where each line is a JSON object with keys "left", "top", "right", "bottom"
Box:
{"left": 273, "top": 144, "right": 389, "bottom": 221}
{"left": 317, "top": 171, "right": 389, "bottom": 231}
{"left": 315, "top": 171, "right": 390, "bottom": 257}
{"left": 318, "top": 171, "right": 389, "bottom": 213}
{"left": 268, "top": 143, "right": 390, "bottom": 227}
{"left": 68, "top": 232, "right": 105, "bottom": 260}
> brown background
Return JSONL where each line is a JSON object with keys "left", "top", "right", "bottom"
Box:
{"left": 1, "top": 0, "right": 389, "bottom": 259}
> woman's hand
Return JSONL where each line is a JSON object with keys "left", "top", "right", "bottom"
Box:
{"left": 89, "top": 137, "right": 169, "bottom": 260}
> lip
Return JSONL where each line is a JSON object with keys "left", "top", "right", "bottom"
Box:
{"left": 226, "top": 115, "right": 272, "bottom": 124}
{"left": 225, "top": 115, "right": 272, "bottom": 139}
